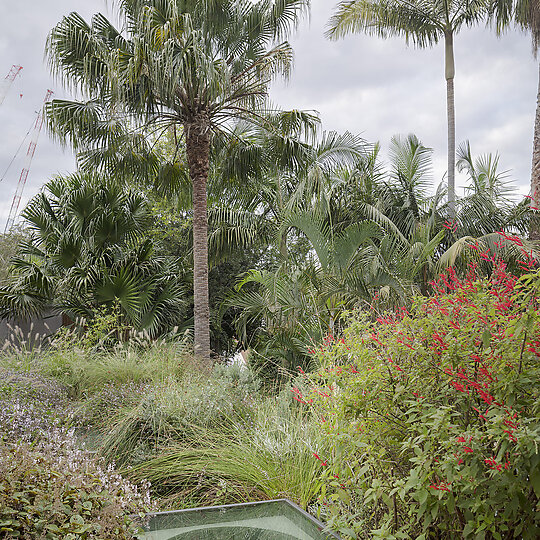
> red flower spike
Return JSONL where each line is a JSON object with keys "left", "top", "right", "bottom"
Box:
{"left": 430, "top": 483, "right": 452, "bottom": 492}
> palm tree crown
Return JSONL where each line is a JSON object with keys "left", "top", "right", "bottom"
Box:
{"left": 0, "top": 173, "right": 186, "bottom": 335}
{"left": 328, "top": 0, "right": 492, "bottom": 218}
{"left": 46, "top": 0, "right": 310, "bottom": 361}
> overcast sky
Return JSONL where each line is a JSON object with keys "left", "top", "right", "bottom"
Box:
{"left": 0, "top": 0, "right": 537, "bottom": 231}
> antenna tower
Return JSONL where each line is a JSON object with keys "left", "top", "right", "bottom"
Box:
{"left": 5, "top": 89, "right": 53, "bottom": 233}
{"left": 0, "top": 65, "right": 23, "bottom": 107}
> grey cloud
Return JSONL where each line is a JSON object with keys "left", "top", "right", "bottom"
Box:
{"left": 0, "top": 0, "right": 538, "bottom": 231}
{"left": 0, "top": 0, "right": 105, "bottom": 228}
{"left": 274, "top": 0, "right": 537, "bottom": 194}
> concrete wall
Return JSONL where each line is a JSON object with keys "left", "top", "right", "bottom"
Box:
{"left": 0, "top": 313, "right": 63, "bottom": 348}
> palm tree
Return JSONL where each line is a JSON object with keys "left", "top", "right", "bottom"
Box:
{"left": 227, "top": 216, "right": 402, "bottom": 375}
{"left": 46, "top": 0, "right": 309, "bottom": 361}
{"left": 328, "top": 0, "right": 492, "bottom": 218}
{"left": 0, "top": 173, "right": 187, "bottom": 336}
{"left": 489, "top": 0, "right": 540, "bottom": 238}
{"left": 503, "top": 0, "right": 540, "bottom": 239}
{"left": 205, "top": 114, "right": 367, "bottom": 266}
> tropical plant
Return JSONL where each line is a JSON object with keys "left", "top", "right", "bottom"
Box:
{"left": 46, "top": 0, "right": 310, "bottom": 362}
{"left": 456, "top": 140, "right": 524, "bottom": 236}
{"left": 0, "top": 228, "right": 25, "bottom": 283}
{"left": 328, "top": 0, "right": 493, "bottom": 218}
{"left": 204, "top": 113, "right": 366, "bottom": 265}
{"left": 226, "top": 212, "right": 413, "bottom": 376}
{"left": 492, "top": 0, "right": 540, "bottom": 238}
{"left": 297, "top": 261, "right": 540, "bottom": 538}
{"left": 224, "top": 133, "right": 533, "bottom": 376}
{"left": 0, "top": 173, "right": 187, "bottom": 336}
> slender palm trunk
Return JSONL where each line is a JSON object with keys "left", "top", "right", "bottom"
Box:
{"left": 186, "top": 119, "right": 211, "bottom": 363}
{"left": 279, "top": 233, "right": 288, "bottom": 260}
{"left": 530, "top": 61, "right": 540, "bottom": 241}
{"left": 275, "top": 173, "right": 288, "bottom": 260}
{"left": 445, "top": 31, "right": 456, "bottom": 219}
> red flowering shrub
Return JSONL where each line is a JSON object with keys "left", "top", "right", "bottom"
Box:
{"left": 298, "top": 262, "right": 540, "bottom": 539}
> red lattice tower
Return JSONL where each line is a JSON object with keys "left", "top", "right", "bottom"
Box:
{"left": 0, "top": 65, "right": 23, "bottom": 107}
{"left": 5, "top": 89, "right": 54, "bottom": 233}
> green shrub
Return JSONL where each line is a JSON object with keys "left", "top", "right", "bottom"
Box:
{"left": 0, "top": 431, "right": 153, "bottom": 539}
{"left": 300, "top": 264, "right": 540, "bottom": 539}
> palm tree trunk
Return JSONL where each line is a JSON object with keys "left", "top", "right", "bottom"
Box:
{"left": 445, "top": 31, "right": 456, "bottom": 219}
{"left": 186, "top": 120, "right": 211, "bottom": 363}
{"left": 280, "top": 233, "right": 288, "bottom": 260}
{"left": 275, "top": 173, "right": 288, "bottom": 260}
{"left": 530, "top": 61, "right": 540, "bottom": 241}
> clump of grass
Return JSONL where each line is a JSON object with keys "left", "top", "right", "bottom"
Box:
{"left": 98, "top": 363, "right": 261, "bottom": 466}
{"left": 74, "top": 380, "right": 151, "bottom": 427}
{"left": 1, "top": 338, "right": 194, "bottom": 399}
{"left": 128, "top": 394, "right": 331, "bottom": 510}
{"left": 0, "top": 321, "right": 52, "bottom": 358}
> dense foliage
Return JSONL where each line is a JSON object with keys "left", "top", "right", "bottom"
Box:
{"left": 0, "top": 2, "right": 539, "bottom": 537}
{"left": 296, "top": 256, "right": 540, "bottom": 538}
{"left": 0, "top": 435, "right": 151, "bottom": 539}
{"left": 224, "top": 135, "right": 531, "bottom": 375}
{"left": 0, "top": 173, "right": 187, "bottom": 336}
{"left": 0, "top": 355, "right": 154, "bottom": 539}
{"left": 0, "top": 333, "right": 328, "bottom": 518}
{"left": 1, "top": 253, "right": 540, "bottom": 538}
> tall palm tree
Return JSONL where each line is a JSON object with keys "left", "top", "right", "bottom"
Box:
{"left": 488, "top": 0, "right": 539, "bottom": 237}
{"left": 46, "top": 0, "right": 309, "bottom": 361}
{"left": 515, "top": 0, "right": 540, "bottom": 239}
{"left": 328, "top": 0, "right": 492, "bottom": 218}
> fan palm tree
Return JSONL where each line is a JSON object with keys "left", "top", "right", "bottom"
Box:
{"left": 0, "top": 173, "right": 187, "bottom": 336}
{"left": 327, "top": 0, "right": 492, "bottom": 218}
{"left": 46, "top": 0, "right": 309, "bottom": 361}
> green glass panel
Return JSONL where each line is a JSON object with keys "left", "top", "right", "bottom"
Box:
{"left": 137, "top": 499, "right": 339, "bottom": 540}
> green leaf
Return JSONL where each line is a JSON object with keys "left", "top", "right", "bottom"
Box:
{"left": 337, "top": 489, "right": 351, "bottom": 504}
{"left": 463, "top": 523, "right": 475, "bottom": 537}
{"left": 482, "top": 327, "right": 491, "bottom": 349}
{"left": 417, "top": 488, "right": 428, "bottom": 505}
{"left": 70, "top": 514, "right": 85, "bottom": 525}
{"left": 531, "top": 465, "right": 540, "bottom": 498}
